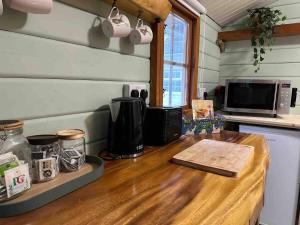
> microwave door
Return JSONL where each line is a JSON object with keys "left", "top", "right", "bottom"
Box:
{"left": 224, "top": 81, "right": 278, "bottom": 115}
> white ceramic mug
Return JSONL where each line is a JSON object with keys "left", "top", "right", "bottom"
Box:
{"left": 5, "top": 0, "right": 52, "bottom": 14}
{"left": 102, "top": 7, "right": 131, "bottom": 38}
{"left": 0, "top": 0, "right": 3, "bottom": 15}
{"left": 129, "top": 19, "right": 153, "bottom": 45}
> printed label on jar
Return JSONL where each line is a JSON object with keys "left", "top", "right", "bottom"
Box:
{"left": 4, "top": 163, "right": 31, "bottom": 198}
{"left": 0, "top": 134, "right": 7, "bottom": 149}
{"left": 0, "top": 134, "right": 7, "bottom": 142}
{"left": 37, "top": 158, "right": 56, "bottom": 181}
{"left": 63, "top": 145, "right": 84, "bottom": 154}
{"left": 0, "top": 153, "right": 20, "bottom": 177}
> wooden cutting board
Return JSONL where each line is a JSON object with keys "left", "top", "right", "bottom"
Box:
{"left": 172, "top": 139, "right": 254, "bottom": 177}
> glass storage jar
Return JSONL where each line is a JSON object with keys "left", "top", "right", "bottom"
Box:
{"left": 57, "top": 129, "right": 86, "bottom": 172}
{"left": 27, "top": 135, "right": 60, "bottom": 183}
{"left": 0, "top": 120, "right": 32, "bottom": 202}
{"left": 0, "top": 120, "right": 32, "bottom": 169}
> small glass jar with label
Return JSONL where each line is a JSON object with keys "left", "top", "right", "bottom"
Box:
{"left": 57, "top": 129, "right": 86, "bottom": 172}
{"left": 0, "top": 120, "right": 32, "bottom": 167}
{"left": 27, "top": 135, "right": 60, "bottom": 183}
{"left": 0, "top": 120, "right": 32, "bottom": 202}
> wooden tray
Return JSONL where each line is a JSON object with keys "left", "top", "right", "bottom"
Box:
{"left": 172, "top": 139, "right": 254, "bottom": 177}
{"left": 0, "top": 155, "right": 104, "bottom": 217}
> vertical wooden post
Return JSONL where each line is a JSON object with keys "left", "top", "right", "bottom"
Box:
{"left": 150, "top": 19, "right": 164, "bottom": 107}
{"left": 189, "top": 16, "right": 200, "bottom": 103}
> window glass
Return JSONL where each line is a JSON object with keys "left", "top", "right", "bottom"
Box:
{"left": 163, "top": 12, "right": 189, "bottom": 107}
{"left": 164, "top": 16, "right": 172, "bottom": 62}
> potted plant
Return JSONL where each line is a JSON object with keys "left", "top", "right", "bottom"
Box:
{"left": 247, "top": 7, "right": 286, "bottom": 72}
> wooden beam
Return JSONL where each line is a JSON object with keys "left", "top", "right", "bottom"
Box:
{"left": 218, "top": 23, "right": 300, "bottom": 42}
{"left": 103, "top": 0, "right": 172, "bottom": 22}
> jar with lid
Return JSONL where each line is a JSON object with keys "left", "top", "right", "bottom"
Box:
{"left": 27, "top": 135, "right": 60, "bottom": 183}
{"left": 0, "top": 120, "right": 32, "bottom": 202}
{"left": 0, "top": 120, "right": 32, "bottom": 169}
{"left": 57, "top": 129, "right": 86, "bottom": 172}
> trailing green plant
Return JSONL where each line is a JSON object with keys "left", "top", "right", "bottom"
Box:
{"left": 247, "top": 7, "right": 286, "bottom": 72}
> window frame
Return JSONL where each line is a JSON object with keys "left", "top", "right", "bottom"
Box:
{"left": 150, "top": 0, "right": 200, "bottom": 109}
{"left": 163, "top": 11, "right": 191, "bottom": 107}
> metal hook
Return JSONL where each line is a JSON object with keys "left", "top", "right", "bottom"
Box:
{"left": 112, "top": 0, "right": 117, "bottom": 8}
{"left": 137, "top": 10, "right": 143, "bottom": 20}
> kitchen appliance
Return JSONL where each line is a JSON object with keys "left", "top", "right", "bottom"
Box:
{"left": 108, "top": 97, "right": 145, "bottom": 158}
{"left": 240, "top": 125, "right": 300, "bottom": 225}
{"left": 143, "top": 107, "right": 182, "bottom": 146}
{"left": 224, "top": 79, "right": 292, "bottom": 116}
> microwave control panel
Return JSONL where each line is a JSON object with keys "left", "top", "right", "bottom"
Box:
{"left": 277, "top": 81, "right": 292, "bottom": 114}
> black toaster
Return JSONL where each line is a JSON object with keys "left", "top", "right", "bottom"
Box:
{"left": 143, "top": 107, "right": 182, "bottom": 146}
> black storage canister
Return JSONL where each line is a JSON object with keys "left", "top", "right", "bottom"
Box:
{"left": 27, "top": 135, "right": 60, "bottom": 183}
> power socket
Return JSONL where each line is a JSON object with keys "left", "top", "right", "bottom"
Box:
{"left": 198, "top": 87, "right": 206, "bottom": 99}
{"left": 123, "top": 83, "right": 148, "bottom": 98}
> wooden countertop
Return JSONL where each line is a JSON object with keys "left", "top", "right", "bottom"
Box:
{"left": 222, "top": 113, "right": 300, "bottom": 129}
{"left": 0, "top": 131, "right": 269, "bottom": 225}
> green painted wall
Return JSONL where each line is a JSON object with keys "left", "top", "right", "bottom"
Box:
{"left": 0, "top": 0, "right": 150, "bottom": 154}
{"left": 0, "top": 0, "right": 222, "bottom": 155}
{"left": 199, "top": 16, "right": 221, "bottom": 97}
{"left": 220, "top": 0, "right": 300, "bottom": 114}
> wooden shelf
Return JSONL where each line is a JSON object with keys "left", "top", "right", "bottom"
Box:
{"left": 103, "top": 0, "right": 172, "bottom": 22}
{"left": 218, "top": 23, "right": 300, "bottom": 42}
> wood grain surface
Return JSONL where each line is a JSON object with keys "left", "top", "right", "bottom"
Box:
{"left": 103, "top": 0, "right": 172, "bottom": 22}
{"left": 0, "top": 131, "right": 269, "bottom": 225}
{"left": 218, "top": 23, "right": 300, "bottom": 42}
{"left": 172, "top": 139, "right": 254, "bottom": 177}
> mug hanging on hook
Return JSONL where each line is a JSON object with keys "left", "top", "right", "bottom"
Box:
{"left": 129, "top": 17, "right": 153, "bottom": 45}
{"left": 0, "top": 0, "right": 3, "bottom": 15}
{"left": 102, "top": 5, "right": 131, "bottom": 38}
{"left": 5, "top": 0, "right": 52, "bottom": 13}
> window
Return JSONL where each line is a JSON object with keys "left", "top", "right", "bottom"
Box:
{"left": 150, "top": 0, "right": 200, "bottom": 109}
{"left": 163, "top": 12, "right": 189, "bottom": 106}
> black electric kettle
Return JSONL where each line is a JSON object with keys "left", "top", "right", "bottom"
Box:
{"left": 108, "top": 97, "right": 146, "bottom": 158}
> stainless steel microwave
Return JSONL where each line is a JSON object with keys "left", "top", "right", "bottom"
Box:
{"left": 224, "top": 79, "right": 292, "bottom": 116}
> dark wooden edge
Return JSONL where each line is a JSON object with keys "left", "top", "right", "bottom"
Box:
{"left": 0, "top": 156, "right": 104, "bottom": 218}
{"left": 171, "top": 158, "right": 236, "bottom": 177}
{"left": 218, "top": 23, "right": 300, "bottom": 42}
{"left": 189, "top": 16, "right": 200, "bottom": 105}
{"left": 249, "top": 195, "right": 264, "bottom": 225}
{"left": 150, "top": 0, "right": 200, "bottom": 107}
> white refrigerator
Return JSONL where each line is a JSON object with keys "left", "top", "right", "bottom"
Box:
{"left": 239, "top": 125, "right": 300, "bottom": 225}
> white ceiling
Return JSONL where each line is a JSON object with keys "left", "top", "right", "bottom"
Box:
{"left": 198, "top": 0, "right": 278, "bottom": 26}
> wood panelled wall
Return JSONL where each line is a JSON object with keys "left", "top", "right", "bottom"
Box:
{"left": 0, "top": 0, "right": 150, "bottom": 154}
{"left": 220, "top": 0, "right": 300, "bottom": 114}
{"left": 198, "top": 16, "right": 221, "bottom": 97}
